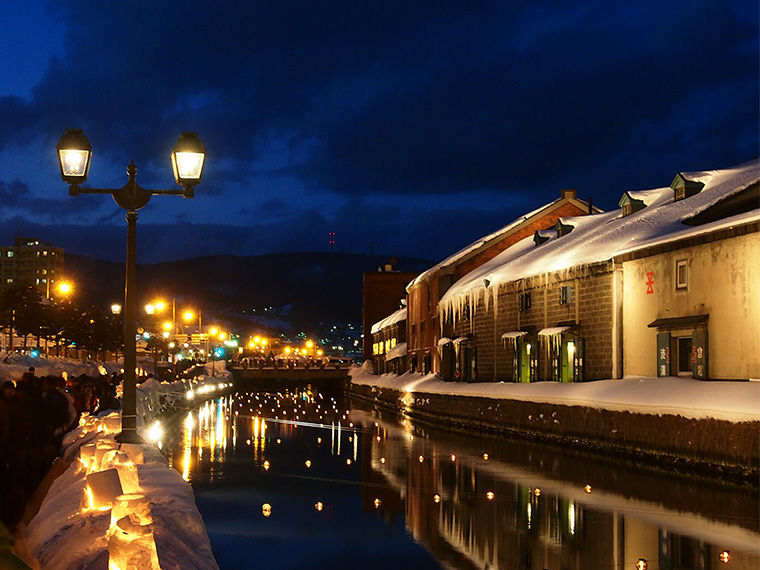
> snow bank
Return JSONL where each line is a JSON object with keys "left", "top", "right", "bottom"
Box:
{"left": 349, "top": 366, "right": 760, "bottom": 423}
{"left": 0, "top": 353, "right": 123, "bottom": 384}
{"left": 12, "top": 360, "right": 230, "bottom": 569}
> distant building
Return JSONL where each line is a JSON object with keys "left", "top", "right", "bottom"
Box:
{"left": 0, "top": 237, "right": 65, "bottom": 298}
{"left": 362, "top": 259, "right": 418, "bottom": 362}
{"left": 370, "top": 303, "right": 407, "bottom": 374}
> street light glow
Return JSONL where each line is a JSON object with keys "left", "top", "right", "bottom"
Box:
{"left": 60, "top": 149, "right": 89, "bottom": 177}
{"left": 171, "top": 132, "right": 207, "bottom": 186}
{"left": 56, "top": 129, "right": 92, "bottom": 183}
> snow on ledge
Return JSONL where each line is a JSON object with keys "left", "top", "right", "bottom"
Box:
{"left": 348, "top": 366, "right": 760, "bottom": 423}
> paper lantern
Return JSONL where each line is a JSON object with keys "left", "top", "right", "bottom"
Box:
{"left": 110, "top": 494, "right": 152, "bottom": 529}
{"left": 119, "top": 443, "right": 144, "bottom": 465}
{"left": 83, "top": 469, "right": 123, "bottom": 511}
{"left": 107, "top": 514, "right": 160, "bottom": 570}
{"left": 78, "top": 444, "right": 98, "bottom": 471}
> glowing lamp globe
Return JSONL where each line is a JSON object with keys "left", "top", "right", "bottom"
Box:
{"left": 171, "top": 132, "right": 206, "bottom": 186}
{"left": 57, "top": 129, "right": 92, "bottom": 183}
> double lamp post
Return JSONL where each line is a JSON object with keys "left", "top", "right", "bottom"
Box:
{"left": 56, "top": 129, "right": 207, "bottom": 443}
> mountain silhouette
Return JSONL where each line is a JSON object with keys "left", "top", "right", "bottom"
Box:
{"left": 64, "top": 252, "right": 430, "bottom": 333}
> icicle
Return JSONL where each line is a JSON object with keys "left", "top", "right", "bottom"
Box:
{"left": 469, "top": 292, "right": 476, "bottom": 335}
{"left": 492, "top": 284, "right": 499, "bottom": 322}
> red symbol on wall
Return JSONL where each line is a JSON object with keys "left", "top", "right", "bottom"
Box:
{"left": 645, "top": 271, "right": 654, "bottom": 295}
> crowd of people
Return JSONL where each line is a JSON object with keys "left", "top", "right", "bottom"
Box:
{"left": 0, "top": 367, "right": 122, "bottom": 530}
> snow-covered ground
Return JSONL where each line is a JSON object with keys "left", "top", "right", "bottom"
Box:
{"left": 0, "top": 353, "right": 123, "bottom": 385}
{"left": 2, "top": 354, "right": 227, "bottom": 569}
{"left": 350, "top": 364, "right": 760, "bottom": 423}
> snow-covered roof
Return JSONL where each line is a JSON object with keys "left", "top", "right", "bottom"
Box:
{"left": 440, "top": 159, "right": 760, "bottom": 312}
{"left": 370, "top": 306, "right": 407, "bottom": 334}
{"left": 538, "top": 326, "right": 571, "bottom": 336}
{"left": 386, "top": 342, "right": 407, "bottom": 360}
{"left": 407, "top": 193, "right": 599, "bottom": 290}
{"left": 624, "top": 187, "right": 669, "bottom": 206}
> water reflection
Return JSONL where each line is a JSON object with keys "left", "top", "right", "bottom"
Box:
{"left": 167, "top": 390, "right": 759, "bottom": 570}
{"left": 358, "top": 407, "right": 759, "bottom": 570}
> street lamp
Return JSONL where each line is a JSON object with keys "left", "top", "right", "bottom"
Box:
{"left": 57, "top": 129, "right": 206, "bottom": 443}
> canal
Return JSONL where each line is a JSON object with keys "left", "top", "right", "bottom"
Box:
{"left": 164, "top": 388, "right": 759, "bottom": 570}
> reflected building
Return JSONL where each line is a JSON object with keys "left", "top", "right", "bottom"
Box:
{"left": 357, "top": 409, "right": 759, "bottom": 570}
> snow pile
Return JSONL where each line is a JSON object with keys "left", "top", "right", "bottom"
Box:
{"left": 349, "top": 366, "right": 760, "bottom": 423}
{"left": 16, "top": 368, "right": 229, "bottom": 569}
{"left": 0, "top": 353, "right": 123, "bottom": 384}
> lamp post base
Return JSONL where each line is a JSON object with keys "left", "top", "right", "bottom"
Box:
{"left": 115, "top": 430, "right": 144, "bottom": 445}
{"left": 115, "top": 413, "right": 143, "bottom": 444}
{"left": 114, "top": 431, "right": 145, "bottom": 445}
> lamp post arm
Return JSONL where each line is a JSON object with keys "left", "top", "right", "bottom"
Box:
{"left": 149, "top": 187, "right": 195, "bottom": 198}
{"left": 69, "top": 184, "right": 194, "bottom": 201}
{"left": 68, "top": 184, "right": 115, "bottom": 197}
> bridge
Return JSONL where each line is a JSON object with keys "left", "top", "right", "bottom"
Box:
{"left": 229, "top": 365, "right": 350, "bottom": 393}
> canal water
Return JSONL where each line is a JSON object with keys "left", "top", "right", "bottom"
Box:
{"left": 165, "top": 388, "right": 759, "bottom": 570}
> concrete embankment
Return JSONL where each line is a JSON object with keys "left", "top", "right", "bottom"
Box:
{"left": 347, "top": 381, "right": 759, "bottom": 481}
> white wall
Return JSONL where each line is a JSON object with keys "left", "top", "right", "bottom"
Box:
{"left": 622, "top": 231, "right": 760, "bottom": 380}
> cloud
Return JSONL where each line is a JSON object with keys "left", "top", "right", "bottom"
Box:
{"left": 0, "top": 0, "right": 756, "bottom": 263}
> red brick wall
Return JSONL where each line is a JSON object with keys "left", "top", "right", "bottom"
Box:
{"left": 454, "top": 202, "right": 592, "bottom": 280}
{"left": 363, "top": 271, "right": 417, "bottom": 361}
{"left": 408, "top": 277, "right": 442, "bottom": 372}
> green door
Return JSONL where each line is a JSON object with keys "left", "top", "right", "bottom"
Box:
{"left": 556, "top": 337, "right": 583, "bottom": 382}
{"left": 517, "top": 340, "right": 532, "bottom": 382}
{"left": 559, "top": 338, "right": 572, "bottom": 382}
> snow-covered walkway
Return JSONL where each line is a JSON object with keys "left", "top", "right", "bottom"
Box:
{"left": 0, "top": 354, "right": 225, "bottom": 569}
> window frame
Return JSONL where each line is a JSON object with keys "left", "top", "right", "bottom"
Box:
{"left": 675, "top": 259, "right": 688, "bottom": 290}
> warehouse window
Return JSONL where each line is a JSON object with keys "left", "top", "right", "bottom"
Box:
{"left": 675, "top": 259, "right": 688, "bottom": 290}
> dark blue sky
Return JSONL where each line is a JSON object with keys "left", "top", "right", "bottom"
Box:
{"left": 0, "top": 1, "right": 757, "bottom": 263}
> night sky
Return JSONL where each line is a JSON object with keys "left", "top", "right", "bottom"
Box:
{"left": 0, "top": 1, "right": 757, "bottom": 263}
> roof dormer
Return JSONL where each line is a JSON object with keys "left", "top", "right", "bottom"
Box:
{"left": 533, "top": 228, "right": 552, "bottom": 246}
{"left": 671, "top": 173, "right": 705, "bottom": 202}
{"left": 618, "top": 191, "right": 647, "bottom": 216}
{"left": 555, "top": 218, "right": 575, "bottom": 237}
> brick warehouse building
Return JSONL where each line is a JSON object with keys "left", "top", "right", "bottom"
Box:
{"left": 406, "top": 189, "right": 598, "bottom": 375}
{"left": 439, "top": 233, "right": 620, "bottom": 383}
{"left": 438, "top": 160, "right": 759, "bottom": 383}
{"left": 362, "top": 260, "right": 419, "bottom": 362}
